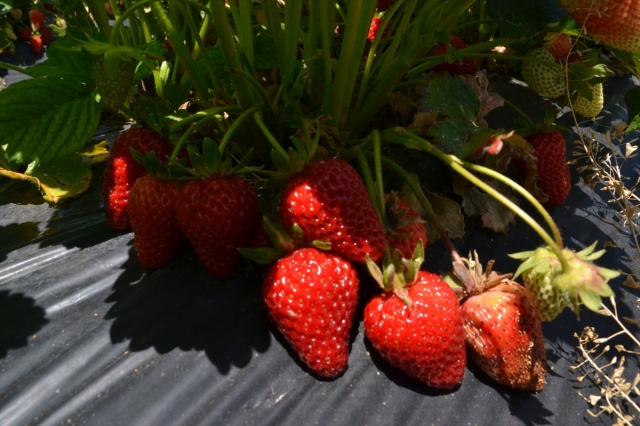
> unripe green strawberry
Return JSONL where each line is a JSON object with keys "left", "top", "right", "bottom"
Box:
{"left": 521, "top": 48, "right": 565, "bottom": 98}
{"left": 523, "top": 260, "right": 571, "bottom": 322}
{"left": 572, "top": 83, "right": 604, "bottom": 118}
{"left": 90, "top": 57, "right": 135, "bottom": 114}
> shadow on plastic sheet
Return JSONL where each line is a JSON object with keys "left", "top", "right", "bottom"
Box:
{"left": 0, "top": 124, "right": 129, "bottom": 263}
{"left": 0, "top": 290, "right": 49, "bottom": 359}
{"left": 104, "top": 244, "right": 271, "bottom": 375}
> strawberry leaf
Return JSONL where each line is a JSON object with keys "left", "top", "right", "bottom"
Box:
{"left": 28, "top": 37, "right": 94, "bottom": 84}
{"left": 0, "top": 78, "right": 101, "bottom": 168}
{"left": 624, "top": 88, "right": 640, "bottom": 133}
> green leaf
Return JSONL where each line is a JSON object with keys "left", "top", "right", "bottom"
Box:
{"left": 0, "top": 1, "right": 13, "bottom": 13}
{"left": 0, "top": 79, "right": 101, "bottom": 167}
{"left": 486, "top": 0, "right": 566, "bottom": 39}
{"left": 429, "top": 119, "right": 477, "bottom": 157}
{"left": 28, "top": 37, "right": 94, "bottom": 84}
{"left": 197, "top": 46, "right": 233, "bottom": 92}
{"left": 418, "top": 73, "right": 480, "bottom": 122}
{"left": 254, "top": 33, "right": 278, "bottom": 70}
{"left": 625, "top": 88, "right": 640, "bottom": 132}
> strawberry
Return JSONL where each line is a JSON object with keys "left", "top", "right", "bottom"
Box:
{"left": 368, "top": 17, "right": 390, "bottom": 41}
{"left": 103, "top": 127, "right": 175, "bottom": 232}
{"left": 524, "top": 131, "right": 571, "bottom": 206}
{"left": 572, "top": 83, "right": 604, "bottom": 117}
{"left": 521, "top": 48, "right": 565, "bottom": 98}
{"left": 263, "top": 247, "right": 359, "bottom": 378}
{"left": 461, "top": 280, "right": 546, "bottom": 391}
{"left": 431, "top": 34, "right": 478, "bottom": 76}
{"left": 19, "top": 28, "right": 31, "bottom": 41}
{"left": 10, "top": 9, "right": 23, "bottom": 21}
{"left": 279, "top": 158, "right": 386, "bottom": 264}
{"left": 177, "top": 175, "right": 259, "bottom": 279}
{"left": 384, "top": 193, "right": 427, "bottom": 259}
{"left": 29, "top": 35, "right": 43, "bottom": 54}
{"left": 452, "top": 253, "right": 546, "bottom": 391}
{"left": 29, "top": 9, "right": 45, "bottom": 32}
{"left": 90, "top": 56, "right": 136, "bottom": 114}
{"left": 128, "top": 176, "right": 184, "bottom": 269}
{"left": 559, "top": 0, "right": 640, "bottom": 53}
{"left": 364, "top": 269, "right": 466, "bottom": 389}
{"left": 544, "top": 33, "right": 572, "bottom": 62}
{"left": 40, "top": 27, "right": 52, "bottom": 46}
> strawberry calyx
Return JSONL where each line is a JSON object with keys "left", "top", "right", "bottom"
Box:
{"left": 446, "top": 251, "right": 512, "bottom": 300}
{"left": 239, "top": 216, "right": 307, "bottom": 265}
{"left": 366, "top": 240, "right": 425, "bottom": 308}
{"left": 511, "top": 242, "right": 619, "bottom": 319}
{"left": 130, "top": 149, "right": 186, "bottom": 182}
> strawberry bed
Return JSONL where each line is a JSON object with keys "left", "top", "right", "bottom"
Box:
{"left": 1, "top": 1, "right": 640, "bottom": 425}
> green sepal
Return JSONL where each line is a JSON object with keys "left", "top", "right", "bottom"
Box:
{"left": 311, "top": 240, "right": 332, "bottom": 251}
{"left": 238, "top": 247, "right": 282, "bottom": 265}
{"left": 202, "top": 138, "right": 222, "bottom": 172}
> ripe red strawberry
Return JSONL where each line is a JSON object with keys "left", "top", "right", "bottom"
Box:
{"left": 128, "top": 176, "right": 184, "bottom": 269}
{"left": 368, "top": 17, "right": 390, "bottom": 41}
{"left": 461, "top": 280, "right": 547, "bottom": 391}
{"left": 559, "top": 0, "right": 640, "bottom": 53}
{"left": 20, "top": 28, "right": 31, "bottom": 41}
{"left": 364, "top": 270, "right": 466, "bottom": 389}
{"left": 103, "top": 127, "right": 175, "bottom": 232}
{"left": 29, "top": 9, "right": 45, "bottom": 31}
{"left": 279, "top": 158, "right": 386, "bottom": 264}
{"left": 431, "top": 34, "right": 478, "bottom": 76}
{"left": 545, "top": 33, "right": 572, "bottom": 62}
{"left": 524, "top": 131, "right": 571, "bottom": 206}
{"left": 384, "top": 193, "right": 427, "bottom": 259}
{"left": 177, "top": 175, "right": 259, "bottom": 278}
{"left": 40, "top": 27, "right": 52, "bottom": 46}
{"left": 29, "top": 35, "right": 43, "bottom": 54}
{"left": 263, "top": 247, "right": 359, "bottom": 378}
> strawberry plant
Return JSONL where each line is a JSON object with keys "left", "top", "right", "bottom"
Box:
{"left": 0, "top": 0, "right": 639, "bottom": 418}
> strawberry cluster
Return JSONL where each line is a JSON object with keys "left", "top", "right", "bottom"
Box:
{"left": 102, "top": 128, "right": 547, "bottom": 392}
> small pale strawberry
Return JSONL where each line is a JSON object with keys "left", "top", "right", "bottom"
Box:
{"left": 572, "top": 83, "right": 604, "bottom": 118}
{"left": 90, "top": 56, "right": 136, "bottom": 114}
{"left": 263, "top": 247, "right": 359, "bottom": 378}
{"left": 521, "top": 48, "right": 565, "bottom": 98}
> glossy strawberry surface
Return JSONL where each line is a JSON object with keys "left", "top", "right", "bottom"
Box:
{"left": 177, "top": 175, "right": 259, "bottom": 278}
{"left": 364, "top": 271, "right": 466, "bottom": 389}
{"left": 263, "top": 247, "right": 359, "bottom": 378}
{"left": 526, "top": 131, "right": 571, "bottom": 206}
{"left": 103, "top": 127, "right": 175, "bottom": 232}
{"left": 460, "top": 281, "right": 547, "bottom": 391}
{"left": 431, "top": 34, "right": 478, "bottom": 76}
{"left": 128, "top": 176, "right": 184, "bottom": 269}
{"left": 279, "top": 158, "right": 386, "bottom": 263}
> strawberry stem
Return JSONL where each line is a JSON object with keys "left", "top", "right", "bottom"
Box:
{"left": 357, "top": 151, "right": 381, "bottom": 219}
{"left": 219, "top": 104, "right": 263, "bottom": 152}
{"left": 252, "top": 112, "right": 290, "bottom": 162}
{"left": 169, "top": 106, "right": 243, "bottom": 134}
{"left": 171, "top": 115, "right": 218, "bottom": 162}
{"left": 502, "top": 98, "right": 536, "bottom": 128}
{"left": 390, "top": 129, "right": 570, "bottom": 271}
{"left": 370, "top": 152, "right": 462, "bottom": 263}
{"left": 372, "top": 130, "right": 387, "bottom": 222}
{"left": 463, "top": 161, "right": 564, "bottom": 249}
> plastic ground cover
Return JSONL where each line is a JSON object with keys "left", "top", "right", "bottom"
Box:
{"left": 1, "top": 42, "right": 640, "bottom": 426}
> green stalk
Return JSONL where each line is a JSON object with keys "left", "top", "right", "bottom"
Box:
{"left": 372, "top": 152, "right": 462, "bottom": 261}
{"left": 209, "top": 0, "right": 255, "bottom": 109}
{"left": 262, "top": 0, "right": 287, "bottom": 73}
{"left": 326, "top": 0, "right": 377, "bottom": 129}
{"left": 372, "top": 130, "right": 386, "bottom": 220}
{"left": 150, "top": 2, "right": 210, "bottom": 102}
{"left": 0, "top": 62, "right": 35, "bottom": 76}
{"left": 283, "top": 0, "right": 303, "bottom": 74}
{"left": 169, "top": 106, "right": 243, "bottom": 133}
{"left": 391, "top": 129, "right": 570, "bottom": 270}
{"left": 108, "top": 0, "right": 131, "bottom": 46}
{"left": 228, "top": 68, "right": 277, "bottom": 120}
{"left": 357, "top": 150, "right": 380, "bottom": 218}
{"left": 320, "top": 0, "right": 335, "bottom": 110}
{"left": 171, "top": 115, "right": 218, "bottom": 161}
{"left": 85, "top": 0, "right": 112, "bottom": 37}
{"left": 253, "top": 112, "right": 289, "bottom": 162}
{"left": 219, "top": 105, "right": 263, "bottom": 151}
{"left": 122, "top": 0, "right": 141, "bottom": 45}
